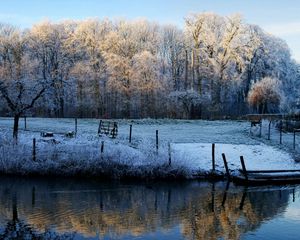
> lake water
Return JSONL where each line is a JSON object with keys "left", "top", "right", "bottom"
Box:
{"left": 0, "top": 177, "right": 300, "bottom": 240}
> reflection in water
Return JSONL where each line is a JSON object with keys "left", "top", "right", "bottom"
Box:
{"left": 0, "top": 177, "right": 295, "bottom": 239}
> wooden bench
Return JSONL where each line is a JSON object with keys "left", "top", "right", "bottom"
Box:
{"left": 98, "top": 120, "right": 118, "bottom": 138}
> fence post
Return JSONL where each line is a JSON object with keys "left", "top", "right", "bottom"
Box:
{"left": 98, "top": 120, "right": 102, "bottom": 135}
{"left": 168, "top": 142, "right": 171, "bottom": 166}
{"left": 280, "top": 120, "right": 282, "bottom": 144}
{"left": 240, "top": 156, "right": 248, "bottom": 181}
{"left": 259, "top": 120, "right": 262, "bottom": 138}
{"left": 32, "top": 138, "right": 36, "bottom": 162}
{"left": 222, "top": 153, "right": 230, "bottom": 180}
{"left": 100, "top": 141, "right": 104, "bottom": 161}
{"left": 156, "top": 130, "right": 159, "bottom": 151}
{"left": 101, "top": 141, "right": 104, "bottom": 154}
{"left": 129, "top": 124, "right": 132, "bottom": 143}
{"left": 294, "top": 130, "right": 296, "bottom": 150}
{"left": 75, "top": 118, "right": 78, "bottom": 137}
{"left": 24, "top": 116, "right": 27, "bottom": 130}
{"left": 212, "top": 143, "right": 215, "bottom": 171}
{"left": 268, "top": 120, "right": 271, "bottom": 140}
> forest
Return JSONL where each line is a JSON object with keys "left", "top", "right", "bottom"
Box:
{"left": 0, "top": 12, "right": 300, "bottom": 119}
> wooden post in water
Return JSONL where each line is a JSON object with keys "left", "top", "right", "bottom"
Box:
{"left": 75, "top": 118, "right": 78, "bottom": 137}
{"left": 24, "top": 116, "right": 27, "bottom": 130}
{"left": 240, "top": 156, "right": 248, "bottom": 181}
{"left": 156, "top": 130, "right": 159, "bottom": 152}
{"left": 239, "top": 189, "right": 247, "bottom": 210}
{"left": 168, "top": 142, "right": 171, "bottom": 166}
{"left": 268, "top": 120, "right": 271, "bottom": 140}
{"left": 32, "top": 138, "right": 36, "bottom": 162}
{"left": 211, "top": 183, "right": 215, "bottom": 212}
{"left": 279, "top": 190, "right": 282, "bottom": 199}
{"left": 212, "top": 143, "right": 215, "bottom": 171}
{"left": 32, "top": 187, "right": 35, "bottom": 207}
{"left": 222, "top": 153, "right": 230, "bottom": 180}
{"left": 293, "top": 188, "right": 295, "bottom": 202}
{"left": 221, "top": 181, "right": 230, "bottom": 207}
{"left": 129, "top": 124, "right": 132, "bottom": 143}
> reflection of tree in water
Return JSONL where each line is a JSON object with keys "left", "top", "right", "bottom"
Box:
{"left": 0, "top": 192, "right": 74, "bottom": 240}
{"left": 180, "top": 184, "right": 291, "bottom": 240}
{"left": 0, "top": 177, "right": 292, "bottom": 239}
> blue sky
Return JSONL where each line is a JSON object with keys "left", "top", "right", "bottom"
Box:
{"left": 1, "top": 0, "right": 300, "bottom": 61}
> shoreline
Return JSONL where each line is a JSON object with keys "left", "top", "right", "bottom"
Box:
{"left": 0, "top": 118, "right": 299, "bottom": 182}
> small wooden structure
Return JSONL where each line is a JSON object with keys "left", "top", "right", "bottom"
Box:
{"left": 233, "top": 156, "right": 300, "bottom": 185}
{"left": 245, "top": 114, "right": 284, "bottom": 121}
{"left": 65, "top": 131, "right": 75, "bottom": 138}
{"left": 40, "top": 132, "right": 54, "bottom": 138}
{"left": 246, "top": 114, "right": 283, "bottom": 128}
{"left": 98, "top": 120, "right": 118, "bottom": 138}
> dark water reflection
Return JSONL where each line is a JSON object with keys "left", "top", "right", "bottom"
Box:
{"left": 0, "top": 177, "right": 299, "bottom": 239}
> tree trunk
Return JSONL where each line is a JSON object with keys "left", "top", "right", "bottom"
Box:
{"left": 185, "top": 49, "right": 189, "bottom": 90}
{"left": 13, "top": 114, "right": 20, "bottom": 143}
{"left": 196, "top": 56, "right": 202, "bottom": 95}
{"left": 213, "top": 80, "right": 221, "bottom": 107}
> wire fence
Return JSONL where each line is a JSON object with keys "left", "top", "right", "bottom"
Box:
{"left": 250, "top": 119, "right": 300, "bottom": 154}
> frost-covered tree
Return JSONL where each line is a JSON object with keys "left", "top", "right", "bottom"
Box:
{"left": 185, "top": 13, "right": 261, "bottom": 116}
{"left": 159, "top": 25, "right": 186, "bottom": 91}
{"left": 132, "top": 51, "right": 162, "bottom": 117}
{"left": 0, "top": 24, "right": 49, "bottom": 141}
{"left": 0, "top": 14, "right": 298, "bottom": 119}
{"left": 185, "top": 13, "right": 207, "bottom": 94}
{"left": 26, "top": 21, "right": 71, "bottom": 117}
{"left": 71, "top": 19, "right": 110, "bottom": 117}
{"left": 169, "top": 90, "right": 209, "bottom": 118}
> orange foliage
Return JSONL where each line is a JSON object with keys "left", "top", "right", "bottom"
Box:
{"left": 247, "top": 77, "right": 282, "bottom": 108}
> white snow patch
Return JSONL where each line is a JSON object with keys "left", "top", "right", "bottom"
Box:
{"left": 172, "top": 143, "right": 299, "bottom": 172}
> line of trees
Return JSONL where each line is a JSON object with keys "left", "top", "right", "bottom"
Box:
{"left": 1, "top": 13, "right": 300, "bottom": 122}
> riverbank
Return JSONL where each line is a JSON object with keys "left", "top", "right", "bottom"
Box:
{"left": 0, "top": 118, "right": 299, "bottom": 179}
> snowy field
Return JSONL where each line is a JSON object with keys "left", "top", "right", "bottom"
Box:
{"left": 0, "top": 117, "right": 259, "bottom": 143}
{"left": 172, "top": 143, "right": 297, "bottom": 173}
{"left": 0, "top": 117, "right": 299, "bottom": 178}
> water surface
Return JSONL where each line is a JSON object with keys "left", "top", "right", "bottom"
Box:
{"left": 0, "top": 177, "right": 299, "bottom": 239}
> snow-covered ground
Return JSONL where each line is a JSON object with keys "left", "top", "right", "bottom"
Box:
{"left": 172, "top": 143, "right": 298, "bottom": 173}
{"left": 0, "top": 117, "right": 256, "bottom": 144}
{"left": 0, "top": 117, "right": 299, "bottom": 178}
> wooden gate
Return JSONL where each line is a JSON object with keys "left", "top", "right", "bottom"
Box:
{"left": 98, "top": 120, "right": 118, "bottom": 138}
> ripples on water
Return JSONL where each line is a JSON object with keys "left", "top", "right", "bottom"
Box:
{"left": 0, "top": 177, "right": 299, "bottom": 239}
